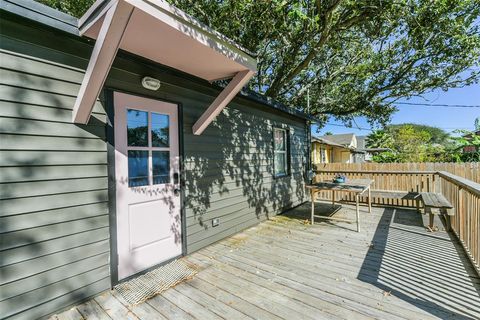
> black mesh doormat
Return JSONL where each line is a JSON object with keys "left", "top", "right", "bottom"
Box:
{"left": 114, "top": 259, "right": 198, "bottom": 305}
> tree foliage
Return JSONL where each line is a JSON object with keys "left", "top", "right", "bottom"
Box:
{"left": 169, "top": 0, "right": 480, "bottom": 126}
{"left": 449, "top": 130, "right": 480, "bottom": 162}
{"left": 39, "top": 0, "right": 480, "bottom": 127}
{"left": 367, "top": 124, "right": 455, "bottom": 162}
{"left": 387, "top": 123, "right": 450, "bottom": 145}
{"left": 38, "top": 0, "right": 95, "bottom": 18}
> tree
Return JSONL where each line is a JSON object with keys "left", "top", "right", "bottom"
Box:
{"left": 38, "top": 0, "right": 95, "bottom": 18}
{"left": 475, "top": 117, "right": 480, "bottom": 131}
{"left": 392, "top": 125, "right": 431, "bottom": 162}
{"left": 367, "top": 124, "right": 452, "bottom": 162}
{"left": 365, "top": 129, "right": 393, "bottom": 149}
{"left": 387, "top": 123, "right": 449, "bottom": 145}
{"left": 449, "top": 130, "right": 480, "bottom": 162}
{"left": 39, "top": 0, "right": 480, "bottom": 127}
{"left": 168, "top": 0, "right": 480, "bottom": 126}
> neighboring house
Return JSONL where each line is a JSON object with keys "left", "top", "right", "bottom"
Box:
{"left": 356, "top": 136, "right": 391, "bottom": 162}
{"left": 312, "top": 134, "right": 362, "bottom": 164}
{"left": 462, "top": 130, "right": 480, "bottom": 153}
{"left": 0, "top": 1, "right": 312, "bottom": 319}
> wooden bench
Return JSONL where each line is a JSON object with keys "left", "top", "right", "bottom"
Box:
{"left": 420, "top": 192, "right": 454, "bottom": 231}
{"left": 370, "top": 190, "right": 422, "bottom": 211}
{"left": 370, "top": 190, "right": 454, "bottom": 231}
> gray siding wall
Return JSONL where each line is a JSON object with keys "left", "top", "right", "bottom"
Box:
{"left": 0, "top": 10, "right": 307, "bottom": 320}
{"left": 183, "top": 103, "right": 307, "bottom": 252}
{"left": 0, "top": 18, "right": 111, "bottom": 320}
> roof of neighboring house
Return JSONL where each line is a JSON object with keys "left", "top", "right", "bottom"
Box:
{"left": 312, "top": 136, "right": 350, "bottom": 149}
{"left": 318, "top": 133, "right": 355, "bottom": 147}
{"left": 463, "top": 130, "right": 480, "bottom": 139}
{"left": 0, "top": 0, "right": 318, "bottom": 123}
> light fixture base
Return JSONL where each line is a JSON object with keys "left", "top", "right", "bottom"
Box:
{"left": 141, "top": 76, "right": 161, "bottom": 91}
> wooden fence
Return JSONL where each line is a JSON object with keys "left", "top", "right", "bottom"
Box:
{"left": 315, "top": 162, "right": 479, "bottom": 183}
{"left": 313, "top": 164, "right": 480, "bottom": 273}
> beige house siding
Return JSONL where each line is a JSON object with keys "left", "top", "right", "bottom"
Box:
{"left": 312, "top": 141, "right": 352, "bottom": 165}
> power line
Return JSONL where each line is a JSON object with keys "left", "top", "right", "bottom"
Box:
{"left": 394, "top": 102, "right": 480, "bottom": 108}
{"left": 323, "top": 123, "right": 373, "bottom": 131}
{"left": 321, "top": 122, "right": 472, "bottom": 132}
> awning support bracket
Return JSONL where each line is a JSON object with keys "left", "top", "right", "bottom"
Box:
{"left": 72, "top": 0, "right": 133, "bottom": 124}
{"left": 192, "top": 70, "right": 254, "bottom": 135}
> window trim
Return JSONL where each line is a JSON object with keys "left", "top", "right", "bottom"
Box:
{"left": 273, "top": 127, "right": 290, "bottom": 178}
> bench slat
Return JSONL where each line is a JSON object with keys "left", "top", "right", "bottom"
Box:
{"left": 420, "top": 192, "right": 453, "bottom": 209}
{"left": 370, "top": 190, "right": 420, "bottom": 200}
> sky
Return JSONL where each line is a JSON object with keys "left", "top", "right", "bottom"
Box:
{"left": 311, "top": 83, "right": 480, "bottom": 138}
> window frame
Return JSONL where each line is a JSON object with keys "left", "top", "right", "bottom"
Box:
{"left": 273, "top": 127, "right": 290, "bottom": 178}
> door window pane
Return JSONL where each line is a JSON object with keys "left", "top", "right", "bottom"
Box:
{"left": 127, "top": 109, "right": 148, "bottom": 146}
{"left": 152, "top": 151, "right": 170, "bottom": 184}
{"left": 152, "top": 113, "right": 169, "bottom": 147}
{"left": 128, "top": 150, "right": 149, "bottom": 187}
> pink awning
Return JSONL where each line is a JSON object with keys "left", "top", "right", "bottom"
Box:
{"left": 73, "top": 0, "right": 257, "bottom": 135}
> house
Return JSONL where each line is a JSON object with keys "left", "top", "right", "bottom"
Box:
{"left": 311, "top": 133, "right": 364, "bottom": 165}
{"left": 0, "top": 1, "right": 312, "bottom": 318}
{"left": 356, "top": 135, "right": 390, "bottom": 162}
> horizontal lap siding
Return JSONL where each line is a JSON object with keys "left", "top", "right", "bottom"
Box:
{"left": 0, "top": 19, "right": 110, "bottom": 320}
{"left": 183, "top": 105, "right": 307, "bottom": 252}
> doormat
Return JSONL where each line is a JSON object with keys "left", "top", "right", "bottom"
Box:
{"left": 114, "top": 259, "right": 198, "bottom": 305}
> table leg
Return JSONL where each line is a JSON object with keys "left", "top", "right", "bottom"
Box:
{"left": 368, "top": 187, "right": 372, "bottom": 213}
{"left": 332, "top": 190, "right": 335, "bottom": 207}
{"left": 356, "top": 194, "right": 360, "bottom": 232}
{"left": 311, "top": 190, "right": 315, "bottom": 225}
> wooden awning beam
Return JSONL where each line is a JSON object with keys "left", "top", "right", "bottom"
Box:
{"left": 72, "top": 0, "right": 133, "bottom": 123}
{"left": 192, "top": 70, "right": 255, "bottom": 135}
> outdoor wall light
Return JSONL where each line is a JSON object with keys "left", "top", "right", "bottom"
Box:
{"left": 141, "top": 76, "right": 161, "bottom": 91}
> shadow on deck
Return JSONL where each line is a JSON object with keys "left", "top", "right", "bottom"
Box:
{"left": 284, "top": 202, "right": 480, "bottom": 319}
{"left": 51, "top": 202, "right": 480, "bottom": 320}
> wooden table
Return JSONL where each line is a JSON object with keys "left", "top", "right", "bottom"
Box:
{"left": 306, "top": 179, "right": 374, "bottom": 232}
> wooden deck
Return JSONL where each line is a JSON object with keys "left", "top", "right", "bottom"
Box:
{"left": 51, "top": 202, "right": 480, "bottom": 320}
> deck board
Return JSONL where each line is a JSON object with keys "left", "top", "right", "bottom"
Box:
{"left": 51, "top": 202, "right": 480, "bottom": 320}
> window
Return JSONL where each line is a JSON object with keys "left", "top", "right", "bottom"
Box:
{"left": 127, "top": 109, "right": 171, "bottom": 187}
{"left": 320, "top": 146, "right": 326, "bottom": 163}
{"left": 273, "top": 128, "right": 289, "bottom": 177}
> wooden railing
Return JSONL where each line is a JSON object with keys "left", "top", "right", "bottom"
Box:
{"left": 437, "top": 171, "right": 480, "bottom": 274}
{"left": 313, "top": 169, "right": 480, "bottom": 273}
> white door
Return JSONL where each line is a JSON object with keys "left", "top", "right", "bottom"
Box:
{"left": 114, "top": 92, "right": 182, "bottom": 280}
